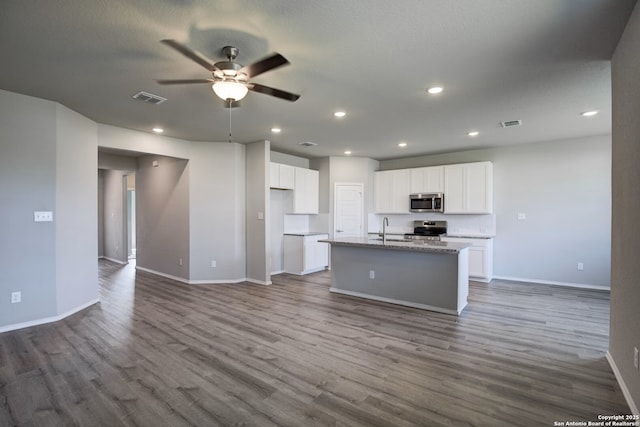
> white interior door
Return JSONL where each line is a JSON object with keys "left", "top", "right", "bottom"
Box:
{"left": 334, "top": 183, "right": 364, "bottom": 238}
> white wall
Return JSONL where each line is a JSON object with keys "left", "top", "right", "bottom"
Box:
{"left": 610, "top": 2, "right": 640, "bottom": 413}
{"left": 380, "top": 135, "right": 611, "bottom": 287}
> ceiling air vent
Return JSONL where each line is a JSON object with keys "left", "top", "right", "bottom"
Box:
{"left": 132, "top": 91, "right": 167, "bottom": 105}
{"left": 500, "top": 119, "right": 522, "bottom": 128}
{"left": 298, "top": 141, "right": 318, "bottom": 147}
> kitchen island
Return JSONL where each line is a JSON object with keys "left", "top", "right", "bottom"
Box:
{"left": 320, "top": 237, "right": 470, "bottom": 315}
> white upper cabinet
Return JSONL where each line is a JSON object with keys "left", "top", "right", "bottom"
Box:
{"left": 288, "top": 167, "right": 319, "bottom": 214}
{"left": 270, "top": 162, "right": 295, "bottom": 190}
{"left": 444, "top": 161, "right": 493, "bottom": 214}
{"left": 409, "top": 166, "right": 444, "bottom": 194}
{"left": 374, "top": 169, "right": 410, "bottom": 213}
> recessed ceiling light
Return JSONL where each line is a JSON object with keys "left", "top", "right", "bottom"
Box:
{"left": 581, "top": 110, "right": 598, "bottom": 117}
{"left": 467, "top": 131, "right": 479, "bottom": 137}
{"left": 334, "top": 111, "right": 346, "bottom": 118}
{"left": 152, "top": 127, "right": 164, "bottom": 133}
{"left": 398, "top": 142, "right": 408, "bottom": 147}
{"left": 427, "top": 86, "right": 443, "bottom": 94}
{"left": 344, "top": 150, "right": 352, "bottom": 155}
{"left": 271, "top": 127, "right": 281, "bottom": 133}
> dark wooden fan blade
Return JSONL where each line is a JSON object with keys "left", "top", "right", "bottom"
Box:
{"left": 239, "top": 53, "right": 289, "bottom": 79}
{"left": 249, "top": 83, "right": 300, "bottom": 102}
{"left": 161, "top": 39, "right": 217, "bottom": 71}
{"left": 156, "top": 79, "right": 214, "bottom": 85}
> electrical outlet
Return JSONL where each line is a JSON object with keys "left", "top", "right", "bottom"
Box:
{"left": 517, "top": 212, "right": 526, "bottom": 220}
{"left": 369, "top": 270, "right": 375, "bottom": 279}
{"left": 34, "top": 211, "right": 53, "bottom": 222}
{"left": 634, "top": 347, "right": 639, "bottom": 370}
{"left": 577, "top": 262, "right": 584, "bottom": 271}
{"left": 11, "top": 292, "right": 21, "bottom": 304}
{"left": 179, "top": 258, "right": 183, "bottom": 266}
{"left": 211, "top": 260, "right": 216, "bottom": 268}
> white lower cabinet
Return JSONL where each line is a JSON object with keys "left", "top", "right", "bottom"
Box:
{"left": 283, "top": 234, "right": 329, "bottom": 275}
{"left": 440, "top": 237, "right": 493, "bottom": 282}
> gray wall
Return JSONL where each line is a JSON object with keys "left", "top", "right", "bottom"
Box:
{"left": 102, "top": 169, "right": 128, "bottom": 263}
{"left": 55, "top": 104, "right": 99, "bottom": 314}
{"left": 98, "top": 169, "right": 104, "bottom": 257}
{"left": 136, "top": 155, "right": 190, "bottom": 280}
{"left": 188, "top": 141, "right": 246, "bottom": 281}
{"left": 380, "top": 135, "right": 612, "bottom": 287}
{"left": 328, "top": 156, "right": 379, "bottom": 237}
{"left": 0, "top": 90, "right": 58, "bottom": 326}
{"left": 310, "top": 157, "right": 331, "bottom": 214}
{"left": 246, "top": 141, "right": 270, "bottom": 284}
{"left": 610, "top": 2, "right": 640, "bottom": 412}
{"left": 0, "top": 90, "right": 99, "bottom": 329}
{"left": 271, "top": 151, "right": 309, "bottom": 168}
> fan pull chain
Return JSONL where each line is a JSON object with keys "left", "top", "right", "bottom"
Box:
{"left": 228, "top": 100, "right": 232, "bottom": 143}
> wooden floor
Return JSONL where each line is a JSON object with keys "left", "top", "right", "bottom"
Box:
{"left": 0, "top": 261, "right": 629, "bottom": 426}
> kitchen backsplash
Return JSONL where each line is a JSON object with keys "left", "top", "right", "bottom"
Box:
{"left": 368, "top": 213, "right": 496, "bottom": 237}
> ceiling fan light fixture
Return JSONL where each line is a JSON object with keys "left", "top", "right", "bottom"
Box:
{"left": 212, "top": 81, "right": 248, "bottom": 101}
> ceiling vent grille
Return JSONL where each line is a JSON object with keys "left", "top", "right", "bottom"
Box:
{"left": 298, "top": 141, "right": 318, "bottom": 147}
{"left": 132, "top": 91, "right": 167, "bottom": 105}
{"left": 500, "top": 119, "right": 522, "bottom": 128}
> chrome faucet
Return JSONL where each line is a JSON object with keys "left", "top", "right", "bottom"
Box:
{"left": 382, "top": 217, "right": 389, "bottom": 244}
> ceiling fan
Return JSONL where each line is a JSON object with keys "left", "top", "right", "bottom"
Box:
{"left": 157, "top": 39, "right": 300, "bottom": 106}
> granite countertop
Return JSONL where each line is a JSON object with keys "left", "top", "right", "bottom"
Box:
{"left": 320, "top": 236, "right": 470, "bottom": 254}
{"left": 443, "top": 234, "right": 495, "bottom": 239}
{"left": 284, "top": 232, "right": 329, "bottom": 236}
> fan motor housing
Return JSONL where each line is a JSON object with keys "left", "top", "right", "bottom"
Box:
{"left": 213, "top": 61, "right": 245, "bottom": 79}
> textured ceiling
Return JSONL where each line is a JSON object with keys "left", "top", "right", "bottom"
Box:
{"left": 0, "top": 0, "right": 635, "bottom": 160}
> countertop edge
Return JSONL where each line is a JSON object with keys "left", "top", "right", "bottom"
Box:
{"left": 320, "top": 238, "right": 470, "bottom": 254}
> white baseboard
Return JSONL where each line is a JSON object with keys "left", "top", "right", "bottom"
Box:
{"left": 135, "top": 265, "right": 261, "bottom": 285}
{"left": 0, "top": 298, "right": 100, "bottom": 334}
{"left": 102, "top": 257, "right": 128, "bottom": 265}
{"left": 492, "top": 275, "right": 610, "bottom": 291}
{"left": 270, "top": 270, "right": 285, "bottom": 275}
{"left": 329, "top": 287, "right": 463, "bottom": 316}
{"left": 245, "top": 278, "right": 272, "bottom": 286}
{"left": 606, "top": 351, "right": 639, "bottom": 415}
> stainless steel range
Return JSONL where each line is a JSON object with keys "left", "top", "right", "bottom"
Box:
{"left": 404, "top": 220, "right": 447, "bottom": 241}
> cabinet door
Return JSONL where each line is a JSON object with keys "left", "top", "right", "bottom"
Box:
{"left": 270, "top": 163, "right": 280, "bottom": 188}
{"left": 374, "top": 171, "right": 393, "bottom": 213}
{"left": 411, "top": 166, "right": 444, "bottom": 193}
{"left": 375, "top": 170, "right": 409, "bottom": 213}
{"left": 468, "top": 247, "right": 486, "bottom": 278}
{"left": 425, "top": 166, "right": 444, "bottom": 192}
{"left": 290, "top": 167, "right": 318, "bottom": 214}
{"left": 444, "top": 162, "right": 492, "bottom": 214}
{"left": 270, "top": 163, "right": 295, "bottom": 190}
{"left": 279, "top": 164, "right": 295, "bottom": 190}
{"left": 391, "top": 169, "right": 410, "bottom": 213}
{"left": 465, "top": 162, "right": 492, "bottom": 213}
{"left": 444, "top": 164, "right": 465, "bottom": 213}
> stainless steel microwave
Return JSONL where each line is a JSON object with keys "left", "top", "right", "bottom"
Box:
{"left": 409, "top": 193, "right": 444, "bottom": 213}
